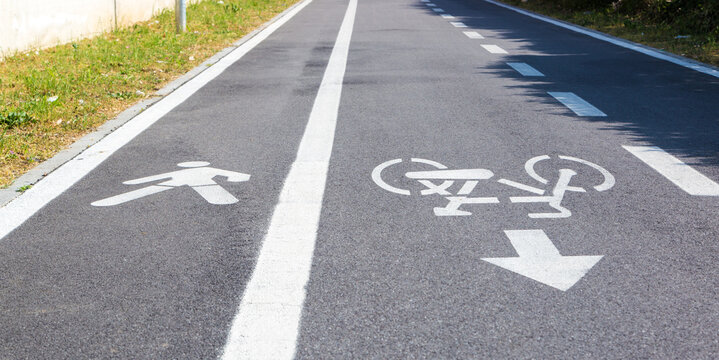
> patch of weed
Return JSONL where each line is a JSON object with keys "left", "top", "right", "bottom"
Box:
{"left": 16, "top": 184, "right": 32, "bottom": 192}
{"left": 0, "top": 112, "right": 36, "bottom": 129}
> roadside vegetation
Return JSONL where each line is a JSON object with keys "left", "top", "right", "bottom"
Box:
{"left": 0, "top": 0, "right": 298, "bottom": 188}
{"left": 499, "top": 0, "right": 719, "bottom": 67}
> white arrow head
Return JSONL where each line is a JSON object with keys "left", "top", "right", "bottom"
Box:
{"left": 482, "top": 230, "right": 603, "bottom": 291}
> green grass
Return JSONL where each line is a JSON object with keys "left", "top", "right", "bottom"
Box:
{"left": 0, "top": 0, "right": 298, "bottom": 188}
{"left": 498, "top": 0, "right": 719, "bottom": 67}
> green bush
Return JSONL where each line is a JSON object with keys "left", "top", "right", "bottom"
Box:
{"left": 553, "top": 0, "right": 614, "bottom": 11}
{"left": 532, "top": 0, "right": 718, "bottom": 36}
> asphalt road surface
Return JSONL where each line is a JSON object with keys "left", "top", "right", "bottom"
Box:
{"left": 1, "top": 0, "right": 718, "bottom": 359}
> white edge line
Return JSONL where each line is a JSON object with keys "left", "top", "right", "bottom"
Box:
{"left": 221, "top": 0, "right": 357, "bottom": 358}
{"left": 0, "top": 0, "right": 315, "bottom": 241}
{"left": 484, "top": 0, "right": 719, "bottom": 78}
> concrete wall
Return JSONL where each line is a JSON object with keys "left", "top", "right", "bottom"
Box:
{"left": 0, "top": 0, "right": 181, "bottom": 56}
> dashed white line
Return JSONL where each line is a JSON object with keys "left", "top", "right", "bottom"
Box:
{"left": 507, "top": 62, "right": 544, "bottom": 76}
{"left": 623, "top": 146, "right": 719, "bottom": 196}
{"left": 463, "top": 31, "right": 484, "bottom": 39}
{"left": 450, "top": 21, "right": 467, "bottom": 28}
{"left": 481, "top": 44, "right": 508, "bottom": 54}
{"left": 547, "top": 92, "right": 606, "bottom": 117}
{"left": 432, "top": 8, "right": 444, "bottom": 12}
{"left": 426, "top": 3, "right": 436, "bottom": 6}
{"left": 220, "top": 0, "right": 358, "bottom": 358}
{"left": 441, "top": 14, "right": 455, "bottom": 19}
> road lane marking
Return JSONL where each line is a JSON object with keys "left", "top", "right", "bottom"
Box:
{"left": 482, "top": 230, "right": 603, "bottom": 291}
{"left": 92, "top": 162, "right": 250, "bottom": 206}
{"left": 373, "top": 155, "right": 614, "bottom": 218}
{"left": 406, "top": 169, "right": 494, "bottom": 180}
{"left": 441, "top": 14, "right": 456, "bottom": 19}
{"left": 497, "top": 179, "right": 545, "bottom": 195}
{"left": 432, "top": 8, "right": 444, "bottom": 12}
{"left": 463, "top": 31, "right": 484, "bottom": 39}
{"left": 547, "top": 92, "right": 607, "bottom": 117}
{"left": 0, "top": 0, "right": 314, "bottom": 242}
{"left": 426, "top": 3, "right": 436, "bottom": 6}
{"left": 480, "top": 44, "right": 508, "bottom": 54}
{"left": 484, "top": 0, "right": 719, "bottom": 78}
{"left": 450, "top": 21, "right": 467, "bottom": 28}
{"left": 623, "top": 145, "right": 719, "bottom": 196}
{"left": 221, "top": 0, "right": 357, "bottom": 358}
{"left": 507, "top": 62, "right": 544, "bottom": 76}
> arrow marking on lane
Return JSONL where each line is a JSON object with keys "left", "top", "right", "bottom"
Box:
{"left": 482, "top": 230, "right": 603, "bottom": 291}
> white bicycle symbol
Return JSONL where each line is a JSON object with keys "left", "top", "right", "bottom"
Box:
{"left": 372, "top": 155, "right": 615, "bottom": 218}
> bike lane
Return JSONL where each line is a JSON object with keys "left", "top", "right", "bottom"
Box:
{"left": 0, "top": 0, "right": 349, "bottom": 358}
{"left": 295, "top": 0, "right": 719, "bottom": 358}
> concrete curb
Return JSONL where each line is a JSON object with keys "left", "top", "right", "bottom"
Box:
{"left": 0, "top": 0, "right": 309, "bottom": 207}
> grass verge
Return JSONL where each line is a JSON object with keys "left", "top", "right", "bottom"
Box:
{"left": 497, "top": 0, "right": 719, "bottom": 67}
{"left": 0, "top": 0, "right": 299, "bottom": 188}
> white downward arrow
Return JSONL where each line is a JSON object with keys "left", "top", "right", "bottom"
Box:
{"left": 482, "top": 230, "right": 603, "bottom": 291}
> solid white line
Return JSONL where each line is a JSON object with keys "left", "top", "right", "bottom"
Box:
{"left": 481, "top": 44, "right": 508, "bottom": 54}
{"left": 507, "top": 62, "right": 544, "bottom": 76}
{"left": 623, "top": 145, "right": 719, "bottom": 196}
{"left": 450, "top": 21, "right": 467, "bottom": 28}
{"left": 0, "top": 0, "right": 314, "bottom": 242}
{"left": 547, "top": 92, "right": 606, "bottom": 116}
{"left": 463, "top": 31, "right": 484, "bottom": 39}
{"left": 221, "top": 0, "right": 357, "bottom": 358}
{"left": 484, "top": 0, "right": 719, "bottom": 78}
{"left": 441, "top": 14, "right": 456, "bottom": 19}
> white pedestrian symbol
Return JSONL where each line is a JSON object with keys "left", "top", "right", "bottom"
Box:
{"left": 372, "top": 156, "right": 614, "bottom": 218}
{"left": 92, "top": 161, "right": 250, "bottom": 207}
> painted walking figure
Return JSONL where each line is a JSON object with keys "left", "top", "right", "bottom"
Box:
{"left": 92, "top": 161, "right": 250, "bottom": 206}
